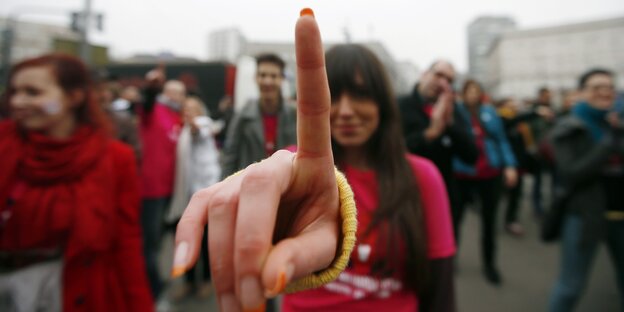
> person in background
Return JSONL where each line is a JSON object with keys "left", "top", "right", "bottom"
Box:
{"left": 496, "top": 98, "right": 555, "bottom": 236}
{"left": 528, "top": 87, "right": 557, "bottom": 218}
{"left": 0, "top": 53, "right": 152, "bottom": 311}
{"left": 282, "top": 43, "right": 456, "bottom": 312}
{"left": 167, "top": 96, "right": 221, "bottom": 301}
{"left": 221, "top": 53, "right": 297, "bottom": 179}
{"left": 96, "top": 78, "right": 142, "bottom": 162}
{"left": 559, "top": 89, "right": 581, "bottom": 117}
{"left": 139, "top": 79, "right": 186, "bottom": 299}
{"left": 454, "top": 79, "right": 517, "bottom": 286}
{"left": 548, "top": 68, "right": 624, "bottom": 312}
{"left": 214, "top": 95, "right": 234, "bottom": 149}
{"left": 112, "top": 85, "right": 142, "bottom": 116}
{"left": 398, "top": 61, "right": 478, "bottom": 244}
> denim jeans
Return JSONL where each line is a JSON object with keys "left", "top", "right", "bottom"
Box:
{"left": 549, "top": 214, "right": 624, "bottom": 312}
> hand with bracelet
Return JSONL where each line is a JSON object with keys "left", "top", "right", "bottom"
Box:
{"left": 172, "top": 9, "right": 356, "bottom": 312}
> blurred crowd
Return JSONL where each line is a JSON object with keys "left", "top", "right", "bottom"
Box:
{"left": 0, "top": 18, "right": 622, "bottom": 312}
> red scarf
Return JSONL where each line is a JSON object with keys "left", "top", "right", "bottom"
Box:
{"left": 0, "top": 121, "right": 115, "bottom": 254}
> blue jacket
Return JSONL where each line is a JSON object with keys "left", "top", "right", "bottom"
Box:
{"left": 453, "top": 104, "right": 517, "bottom": 175}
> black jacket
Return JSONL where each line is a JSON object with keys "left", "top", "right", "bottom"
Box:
{"left": 398, "top": 86, "right": 478, "bottom": 206}
{"left": 550, "top": 115, "right": 624, "bottom": 245}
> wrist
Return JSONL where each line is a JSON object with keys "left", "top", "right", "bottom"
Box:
{"left": 284, "top": 168, "right": 356, "bottom": 293}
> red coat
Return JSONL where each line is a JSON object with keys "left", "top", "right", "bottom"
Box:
{"left": 0, "top": 121, "right": 154, "bottom": 312}
{"left": 61, "top": 141, "right": 154, "bottom": 311}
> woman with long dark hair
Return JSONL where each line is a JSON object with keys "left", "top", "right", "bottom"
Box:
{"left": 172, "top": 11, "right": 453, "bottom": 311}
{"left": 0, "top": 54, "right": 152, "bottom": 311}
{"left": 281, "top": 44, "right": 456, "bottom": 311}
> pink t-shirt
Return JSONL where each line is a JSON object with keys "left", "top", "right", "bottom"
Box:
{"left": 283, "top": 154, "right": 455, "bottom": 312}
{"left": 139, "top": 104, "right": 181, "bottom": 198}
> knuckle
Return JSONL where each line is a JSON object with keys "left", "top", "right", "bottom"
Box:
{"left": 272, "top": 149, "right": 293, "bottom": 159}
{"left": 190, "top": 185, "right": 217, "bottom": 202}
{"left": 235, "top": 235, "right": 268, "bottom": 260}
{"left": 241, "top": 166, "right": 277, "bottom": 190}
{"left": 207, "top": 189, "right": 236, "bottom": 209}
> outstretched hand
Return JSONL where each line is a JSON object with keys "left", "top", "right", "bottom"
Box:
{"left": 173, "top": 9, "right": 340, "bottom": 311}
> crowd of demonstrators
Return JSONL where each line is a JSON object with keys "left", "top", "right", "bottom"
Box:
{"left": 453, "top": 79, "right": 518, "bottom": 286}
{"left": 220, "top": 53, "right": 298, "bottom": 179}
{"left": 547, "top": 69, "right": 624, "bottom": 312}
{"left": 0, "top": 54, "right": 152, "bottom": 311}
{"left": 1, "top": 7, "right": 623, "bottom": 312}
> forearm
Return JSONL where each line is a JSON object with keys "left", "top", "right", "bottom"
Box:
{"left": 141, "top": 86, "right": 160, "bottom": 113}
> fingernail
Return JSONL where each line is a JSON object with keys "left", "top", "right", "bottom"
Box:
{"left": 265, "top": 263, "right": 294, "bottom": 298}
{"left": 240, "top": 275, "right": 264, "bottom": 311}
{"left": 300, "top": 8, "right": 314, "bottom": 17}
{"left": 219, "top": 293, "right": 239, "bottom": 311}
{"left": 171, "top": 241, "right": 188, "bottom": 278}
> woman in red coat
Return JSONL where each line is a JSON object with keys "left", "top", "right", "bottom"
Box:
{"left": 0, "top": 54, "right": 153, "bottom": 311}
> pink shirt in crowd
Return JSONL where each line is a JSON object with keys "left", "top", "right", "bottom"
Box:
{"left": 139, "top": 104, "right": 181, "bottom": 198}
{"left": 283, "top": 154, "right": 456, "bottom": 312}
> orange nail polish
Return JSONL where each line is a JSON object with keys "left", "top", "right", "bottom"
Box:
{"left": 300, "top": 8, "right": 314, "bottom": 17}
{"left": 244, "top": 302, "right": 266, "bottom": 312}
{"left": 265, "top": 271, "right": 287, "bottom": 298}
{"left": 170, "top": 266, "right": 186, "bottom": 279}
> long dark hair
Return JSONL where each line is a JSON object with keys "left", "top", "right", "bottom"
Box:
{"left": 325, "top": 44, "right": 429, "bottom": 293}
{"left": 2, "top": 53, "right": 111, "bottom": 134}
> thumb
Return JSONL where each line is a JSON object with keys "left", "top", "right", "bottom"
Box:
{"left": 261, "top": 227, "right": 339, "bottom": 297}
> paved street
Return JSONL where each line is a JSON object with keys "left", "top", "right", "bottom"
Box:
{"left": 157, "top": 178, "right": 620, "bottom": 312}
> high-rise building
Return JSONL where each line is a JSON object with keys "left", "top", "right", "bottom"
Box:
{"left": 467, "top": 16, "right": 517, "bottom": 85}
{"left": 207, "top": 28, "right": 246, "bottom": 63}
{"left": 486, "top": 16, "right": 624, "bottom": 100}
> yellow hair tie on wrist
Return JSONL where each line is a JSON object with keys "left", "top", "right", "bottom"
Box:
{"left": 284, "top": 167, "right": 357, "bottom": 293}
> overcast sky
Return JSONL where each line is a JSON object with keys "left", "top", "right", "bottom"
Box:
{"left": 2, "top": 0, "right": 623, "bottom": 71}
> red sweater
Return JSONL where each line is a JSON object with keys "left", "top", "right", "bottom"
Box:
{"left": 0, "top": 121, "right": 153, "bottom": 311}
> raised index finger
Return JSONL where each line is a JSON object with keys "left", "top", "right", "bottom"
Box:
{"left": 295, "top": 10, "right": 332, "bottom": 158}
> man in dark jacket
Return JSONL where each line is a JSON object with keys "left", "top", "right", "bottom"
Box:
{"left": 548, "top": 68, "right": 624, "bottom": 311}
{"left": 221, "top": 53, "right": 297, "bottom": 179}
{"left": 398, "top": 60, "right": 478, "bottom": 240}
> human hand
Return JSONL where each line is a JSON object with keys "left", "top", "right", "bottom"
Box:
{"left": 425, "top": 80, "right": 453, "bottom": 140}
{"left": 439, "top": 79, "right": 454, "bottom": 125}
{"left": 173, "top": 9, "right": 340, "bottom": 311}
{"left": 503, "top": 167, "right": 518, "bottom": 188}
{"left": 145, "top": 62, "right": 166, "bottom": 87}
